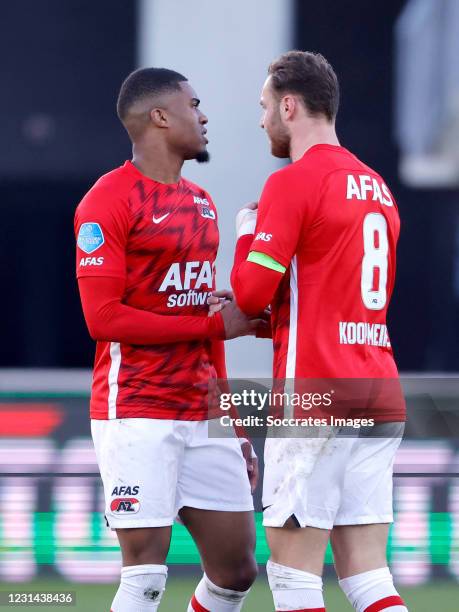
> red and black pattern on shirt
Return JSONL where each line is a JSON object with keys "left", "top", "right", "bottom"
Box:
{"left": 75, "top": 161, "right": 220, "bottom": 420}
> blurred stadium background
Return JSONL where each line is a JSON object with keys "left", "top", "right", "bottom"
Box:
{"left": 1, "top": 0, "right": 459, "bottom": 609}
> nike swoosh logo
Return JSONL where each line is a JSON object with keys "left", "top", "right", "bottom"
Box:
{"left": 152, "top": 213, "right": 170, "bottom": 224}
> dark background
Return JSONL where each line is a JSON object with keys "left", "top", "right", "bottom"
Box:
{"left": 0, "top": 1, "right": 135, "bottom": 365}
{"left": 1, "top": 0, "right": 458, "bottom": 370}
{"left": 295, "top": 0, "right": 459, "bottom": 372}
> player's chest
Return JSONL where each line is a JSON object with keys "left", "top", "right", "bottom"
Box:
{"left": 126, "top": 187, "right": 219, "bottom": 261}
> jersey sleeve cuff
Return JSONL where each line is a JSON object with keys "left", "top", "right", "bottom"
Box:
{"left": 209, "top": 311, "right": 226, "bottom": 339}
{"left": 76, "top": 271, "right": 126, "bottom": 279}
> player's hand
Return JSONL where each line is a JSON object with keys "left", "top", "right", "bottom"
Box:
{"left": 208, "top": 289, "right": 233, "bottom": 317}
{"left": 240, "top": 439, "right": 259, "bottom": 493}
{"left": 236, "top": 202, "right": 258, "bottom": 238}
{"left": 220, "top": 300, "right": 266, "bottom": 339}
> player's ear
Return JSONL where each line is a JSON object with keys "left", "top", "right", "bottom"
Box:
{"left": 280, "top": 95, "right": 296, "bottom": 121}
{"left": 150, "top": 108, "right": 169, "bottom": 128}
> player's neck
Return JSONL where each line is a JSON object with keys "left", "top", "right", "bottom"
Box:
{"left": 289, "top": 123, "right": 340, "bottom": 162}
{"left": 131, "top": 144, "right": 183, "bottom": 184}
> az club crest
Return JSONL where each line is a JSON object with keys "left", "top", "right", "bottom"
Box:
{"left": 110, "top": 497, "right": 140, "bottom": 514}
{"left": 200, "top": 204, "right": 216, "bottom": 220}
{"left": 193, "top": 195, "right": 216, "bottom": 220}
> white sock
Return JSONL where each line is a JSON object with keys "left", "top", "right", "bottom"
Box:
{"left": 187, "top": 573, "right": 250, "bottom": 612}
{"left": 339, "top": 567, "right": 408, "bottom": 612}
{"left": 267, "top": 559, "right": 325, "bottom": 611}
{"left": 110, "top": 564, "right": 167, "bottom": 611}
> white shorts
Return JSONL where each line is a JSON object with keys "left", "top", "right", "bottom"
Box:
{"left": 91, "top": 418, "right": 254, "bottom": 529}
{"left": 263, "top": 423, "right": 404, "bottom": 530}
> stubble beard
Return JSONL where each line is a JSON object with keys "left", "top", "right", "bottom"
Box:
{"left": 268, "top": 115, "right": 290, "bottom": 159}
{"left": 270, "top": 133, "right": 290, "bottom": 159}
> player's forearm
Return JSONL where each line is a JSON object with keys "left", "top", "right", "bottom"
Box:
{"left": 210, "top": 339, "right": 228, "bottom": 380}
{"left": 231, "top": 236, "right": 262, "bottom": 315}
{"left": 78, "top": 277, "right": 225, "bottom": 344}
{"left": 231, "top": 236, "right": 280, "bottom": 316}
{"left": 256, "top": 319, "right": 273, "bottom": 339}
{"left": 85, "top": 299, "right": 224, "bottom": 344}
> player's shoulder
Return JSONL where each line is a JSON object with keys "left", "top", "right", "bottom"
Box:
{"left": 265, "top": 146, "right": 338, "bottom": 185}
{"left": 300, "top": 144, "right": 357, "bottom": 173}
{"left": 311, "top": 147, "right": 398, "bottom": 210}
{"left": 86, "top": 162, "right": 138, "bottom": 201}
{"left": 94, "top": 162, "right": 138, "bottom": 192}
{"left": 336, "top": 150, "right": 396, "bottom": 198}
{"left": 76, "top": 163, "right": 136, "bottom": 216}
{"left": 304, "top": 145, "right": 381, "bottom": 178}
{"left": 264, "top": 163, "right": 300, "bottom": 190}
{"left": 301, "top": 145, "right": 394, "bottom": 192}
{"left": 263, "top": 157, "right": 319, "bottom": 199}
{"left": 341, "top": 150, "right": 385, "bottom": 181}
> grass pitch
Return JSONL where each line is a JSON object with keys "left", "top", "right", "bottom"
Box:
{"left": 1, "top": 577, "right": 457, "bottom": 611}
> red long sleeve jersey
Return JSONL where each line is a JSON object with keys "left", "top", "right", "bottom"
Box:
{"left": 75, "top": 161, "right": 223, "bottom": 420}
{"left": 233, "top": 144, "right": 405, "bottom": 422}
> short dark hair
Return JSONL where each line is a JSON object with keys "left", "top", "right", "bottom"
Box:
{"left": 116, "top": 67, "right": 187, "bottom": 121}
{"left": 268, "top": 51, "right": 339, "bottom": 122}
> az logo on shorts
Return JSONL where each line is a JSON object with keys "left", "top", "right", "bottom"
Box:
{"left": 110, "top": 497, "right": 140, "bottom": 513}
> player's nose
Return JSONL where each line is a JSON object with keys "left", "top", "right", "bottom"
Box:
{"left": 259, "top": 112, "right": 265, "bottom": 129}
{"left": 199, "top": 111, "right": 208, "bottom": 125}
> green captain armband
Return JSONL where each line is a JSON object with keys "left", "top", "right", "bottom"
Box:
{"left": 247, "top": 251, "right": 286, "bottom": 273}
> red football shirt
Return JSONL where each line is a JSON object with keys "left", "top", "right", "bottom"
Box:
{"left": 75, "top": 161, "right": 221, "bottom": 420}
{"left": 248, "top": 144, "right": 404, "bottom": 421}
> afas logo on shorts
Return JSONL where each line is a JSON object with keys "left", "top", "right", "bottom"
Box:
{"left": 110, "top": 497, "right": 140, "bottom": 514}
{"left": 111, "top": 485, "right": 141, "bottom": 513}
{"left": 111, "top": 486, "right": 139, "bottom": 496}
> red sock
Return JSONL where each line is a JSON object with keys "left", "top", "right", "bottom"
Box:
{"left": 364, "top": 595, "right": 406, "bottom": 611}
{"left": 275, "top": 608, "right": 326, "bottom": 611}
{"left": 190, "top": 594, "right": 210, "bottom": 611}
